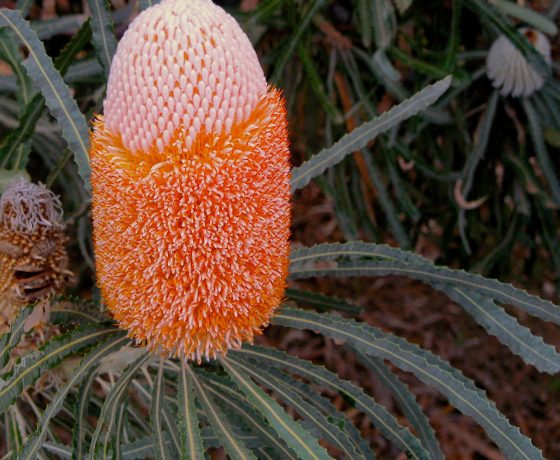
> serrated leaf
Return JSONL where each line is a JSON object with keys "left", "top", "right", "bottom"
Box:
{"left": 444, "top": 288, "right": 560, "bottom": 374}
{"left": 220, "top": 357, "right": 331, "bottom": 460}
{"left": 234, "top": 346, "right": 429, "bottom": 459}
{"left": 0, "top": 305, "right": 33, "bottom": 369}
{"left": 290, "top": 76, "right": 452, "bottom": 191}
{"left": 285, "top": 288, "right": 361, "bottom": 314}
{"left": 353, "top": 351, "right": 443, "bottom": 459}
{"left": 0, "top": 326, "right": 120, "bottom": 415}
{"left": 152, "top": 357, "right": 172, "bottom": 460}
{"left": 178, "top": 361, "right": 205, "bottom": 460}
{"left": 71, "top": 368, "right": 97, "bottom": 460}
{"left": 288, "top": 242, "right": 560, "bottom": 325}
{"left": 53, "top": 19, "right": 92, "bottom": 76}
{"left": 87, "top": 0, "right": 117, "bottom": 78}
{"left": 229, "top": 356, "right": 363, "bottom": 459}
{"left": 0, "top": 28, "right": 34, "bottom": 107}
{"left": 89, "top": 351, "right": 151, "bottom": 459}
{"left": 189, "top": 365, "right": 257, "bottom": 460}
{"left": 273, "top": 308, "right": 544, "bottom": 460}
{"left": 0, "top": 93, "right": 44, "bottom": 167}
{"left": 0, "top": 8, "right": 91, "bottom": 192}
{"left": 522, "top": 97, "right": 560, "bottom": 205}
{"left": 270, "top": 0, "right": 326, "bottom": 84}
{"left": 16, "top": 334, "right": 128, "bottom": 460}
{"left": 199, "top": 373, "right": 297, "bottom": 459}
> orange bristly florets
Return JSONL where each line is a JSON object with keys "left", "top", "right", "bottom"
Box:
{"left": 90, "top": 0, "right": 290, "bottom": 361}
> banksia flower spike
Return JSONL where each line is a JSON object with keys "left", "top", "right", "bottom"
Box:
{"left": 486, "top": 27, "right": 551, "bottom": 97}
{"left": 0, "top": 178, "right": 71, "bottom": 332}
{"left": 90, "top": 0, "right": 291, "bottom": 361}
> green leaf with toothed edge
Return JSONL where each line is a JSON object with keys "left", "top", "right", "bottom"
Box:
{"left": 232, "top": 347, "right": 428, "bottom": 460}
{"left": 443, "top": 287, "right": 560, "bottom": 374}
{"left": 71, "top": 368, "right": 97, "bottom": 460}
{"left": 290, "top": 76, "right": 452, "bottom": 192}
{"left": 188, "top": 365, "right": 257, "bottom": 460}
{"left": 87, "top": 0, "right": 117, "bottom": 78}
{"left": 16, "top": 334, "right": 129, "bottom": 460}
{"left": 229, "top": 357, "right": 366, "bottom": 459}
{"left": 0, "top": 8, "right": 91, "bottom": 192}
{"left": 220, "top": 357, "right": 332, "bottom": 460}
{"left": 198, "top": 371, "right": 297, "bottom": 459}
{"left": 152, "top": 358, "right": 173, "bottom": 460}
{"left": 0, "top": 326, "right": 122, "bottom": 416}
{"left": 88, "top": 351, "right": 151, "bottom": 459}
{"left": 353, "top": 351, "right": 444, "bottom": 460}
{"left": 288, "top": 242, "right": 560, "bottom": 325}
{"left": 0, "top": 305, "right": 33, "bottom": 369}
{"left": 178, "top": 361, "right": 205, "bottom": 460}
{"left": 272, "top": 308, "right": 545, "bottom": 460}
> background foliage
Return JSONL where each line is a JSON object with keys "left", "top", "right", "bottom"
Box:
{"left": 0, "top": 0, "right": 559, "bottom": 458}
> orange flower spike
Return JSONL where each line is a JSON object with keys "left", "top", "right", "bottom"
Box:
{"left": 90, "top": 0, "right": 290, "bottom": 361}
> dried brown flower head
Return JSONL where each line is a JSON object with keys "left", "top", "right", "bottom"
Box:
{"left": 0, "top": 179, "right": 72, "bottom": 332}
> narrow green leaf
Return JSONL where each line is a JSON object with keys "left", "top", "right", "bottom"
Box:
{"left": 273, "top": 308, "right": 544, "bottom": 460}
{"left": 492, "top": 0, "right": 557, "bottom": 35}
{"left": 0, "top": 8, "right": 92, "bottom": 192}
{"left": 71, "top": 368, "right": 97, "bottom": 460}
{"left": 189, "top": 365, "right": 256, "bottom": 460}
{"left": 89, "top": 351, "right": 151, "bottom": 459}
{"left": 220, "top": 357, "right": 331, "bottom": 460}
{"left": 0, "top": 93, "right": 44, "bottom": 168}
{"left": 87, "top": 0, "right": 117, "bottom": 78}
{"left": 288, "top": 242, "right": 560, "bottom": 325}
{"left": 199, "top": 372, "right": 297, "bottom": 459}
{"left": 17, "top": 334, "right": 128, "bottom": 460}
{"left": 53, "top": 19, "right": 92, "bottom": 76}
{"left": 0, "top": 305, "right": 33, "bottom": 368}
{"left": 178, "top": 361, "right": 204, "bottom": 460}
{"left": 522, "top": 97, "right": 560, "bottom": 205}
{"left": 0, "top": 326, "right": 120, "bottom": 415}
{"left": 353, "top": 352, "right": 444, "bottom": 459}
{"left": 290, "top": 76, "right": 452, "bottom": 191}
{"left": 445, "top": 288, "right": 560, "bottom": 374}
{"left": 234, "top": 346, "right": 429, "bottom": 459}
{"left": 152, "top": 358, "right": 172, "bottom": 459}
{"left": 0, "top": 28, "right": 34, "bottom": 106}
{"left": 356, "top": 0, "right": 373, "bottom": 47}
{"left": 270, "top": 0, "right": 325, "bottom": 84}
{"left": 230, "top": 357, "right": 363, "bottom": 459}
{"left": 458, "top": 90, "right": 499, "bottom": 253}
{"left": 285, "top": 288, "right": 361, "bottom": 314}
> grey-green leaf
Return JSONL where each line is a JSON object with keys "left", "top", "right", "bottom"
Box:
{"left": 87, "top": 0, "right": 117, "bottom": 78}
{"left": 220, "top": 357, "right": 332, "bottom": 460}
{"left": 17, "top": 334, "right": 128, "bottom": 460}
{"left": 273, "top": 308, "right": 544, "bottom": 460}
{"left": 290, "top": 76, "right": 452, "bottom": 192}
{"left": 0, "top": 8, "right": 92, "bottom": 193}
{"left": 178, "top": 361, "right": 205, "bottom": 460}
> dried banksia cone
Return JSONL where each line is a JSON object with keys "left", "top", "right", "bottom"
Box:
{"left": 486, "top": 27, "right": 551, "bottom": 97}
{"left": 90, "top": 0, "right": 291, "bottom": 361}
{"left": 0, "top": 179, "right": 72, "bottom": 332}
